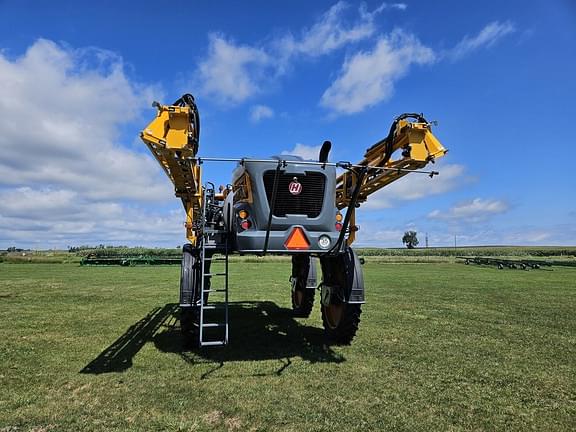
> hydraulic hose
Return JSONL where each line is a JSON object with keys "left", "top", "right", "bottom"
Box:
{"left": 329, "top": 167, "right": 367, "bottom": 255}
{"left": 173, "top": 93, "right": 200, "bottom": 150}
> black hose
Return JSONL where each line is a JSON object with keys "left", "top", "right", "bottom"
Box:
{"left": 329, "top": 167, "right": 367, "bottom": 255}
{"left": 365, "top": 112, "right": 428, "bottom": 167}
{"left": 173, "top": 93, "right": 200, "bottom": 148}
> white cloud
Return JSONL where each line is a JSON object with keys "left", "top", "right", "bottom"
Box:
{"left": 0, "top": 39, "right": 170, "bottom": 202}
{"left": 196, "top": 2, "right": 401, "bottom": 106}
{"left": 196, "top": 34, "right": 271, "bottom": 105}
{"left": 194, "top": 10, "right": 514, "bottom": 114}
{"left": 451, "top": 21, "right": 515, "bottom": 60}
{"left": 362, "top": 163, "right": 466, "bottom": 210}
{"left": 278, "top": 1, "right": 388, "bottom": 58}
{"left": 0, "top": 190, "right": 183, "bottom": 248}
{"left": 350, "top": 216, "right": 424, "bottom": 247}
{"left": 0, "top": 188, "right": 87, "bottom": 219}
{"left": 501, "top": 229, "right": 551, "bottom": 244}
{"left": 389, "top": 3, "right": 407, "bottom": 10}
{"left": 250, "top": 104, "right": 274, "bottom": 122}
{"left": 320, "top": 30, "right": 435, "bottom": 115}
{"left": 0, "top": 39, "right": 192, "bottom": 249}
{"left": 428, "top": 198, "right": 509, "bottom": 223}
{"left": 281, "top": 143, "right": 322, "bottom": 161}
{"left": 351, "top": 219, "right": 576, "bottom": 248}
{"left": 426, "top": 225, "right": 574, "bottom": 247}
{"left": 356, "top": 226, "right": 405, "bottom": 246}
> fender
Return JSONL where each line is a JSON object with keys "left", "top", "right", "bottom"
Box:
{"left": 291, "top": 255, "right": 317, "bottom": 290}
{"left": 319, "top": 247, "right": 365, "bottom": 305}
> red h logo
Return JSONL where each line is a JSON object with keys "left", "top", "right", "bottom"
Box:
{"left": 288, "top": 179, "right": 302, "bottom": 195}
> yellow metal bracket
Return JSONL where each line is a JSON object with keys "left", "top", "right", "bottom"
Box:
{"left": 140, "top": 100, "right": 203, "bottom": 245}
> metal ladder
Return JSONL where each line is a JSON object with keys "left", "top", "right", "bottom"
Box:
{"left": 198, "top": 188, "right": 229, "bottom": 347}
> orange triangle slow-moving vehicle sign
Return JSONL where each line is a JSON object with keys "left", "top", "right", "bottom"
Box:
{"left": 284, "top": 227, "right": 310, "bottom": 250}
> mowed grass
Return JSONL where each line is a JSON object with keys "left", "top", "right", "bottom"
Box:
{"left": 0, "top": 262, "right": 575, "bottom": 431}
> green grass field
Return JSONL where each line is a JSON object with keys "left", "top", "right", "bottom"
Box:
{"left": 1, "top": 262, "right": 575, "bottom": 431}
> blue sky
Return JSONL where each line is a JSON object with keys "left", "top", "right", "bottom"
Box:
{"left": 0, "top": 0, "right": 575, "bottom": 249}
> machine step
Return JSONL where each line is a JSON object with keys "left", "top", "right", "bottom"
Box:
{"left": 202, "top": 305, "right": 222, "bottom": 310}
{"left": 204, "top": 244, "right": 227, "bottom": 251}
{"left": 202, "top": 323, "right": 227, "bottom": 328}
{"left": 200, "top": 340, "right": 226, "bottom": 347}
{"left": 204, "top": 228, "right": 228, "bottom": 234}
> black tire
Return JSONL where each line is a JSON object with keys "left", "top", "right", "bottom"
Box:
{"left": 321, "top": 303, "right": 362, "bottom": 345}
{"left": 180, "top": 306, "right": 196, "bottom": 334}
{"left": 292, "top": 284, "right": 315, "bottom": 318}
{"left": 179, "top": 244, "right": 203, "bottom": 345}
{"left": 180, "top": 245, "right": 195, "bottom": 303}
{"left": 179, "top": 306, "right": 199, "bottom": 346}
{"left": 291, "top": 255, "right": 315, "bottom": 318}
{"left": 180, "top": 244, "right": 211, "bottom": 305}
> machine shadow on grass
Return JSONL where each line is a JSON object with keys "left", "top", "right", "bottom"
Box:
{"left": 81, "top": 301, "right": 344, "bottom": 376}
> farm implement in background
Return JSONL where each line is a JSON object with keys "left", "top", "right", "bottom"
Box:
{"left": 457, "top": 256, "right": 552, "bottom": 270}
{"left": 80, "top": 255, "right": 181, "bottom": 266}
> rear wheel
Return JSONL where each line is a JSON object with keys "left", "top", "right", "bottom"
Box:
{"left": 319, "top": 247, "right": 364, "bottom": 345}
{"left": 291, "top": 280, "right": 315, "bottom": 318}
{"left": 291, "top": 255, "right": 315, "bottom": 318}
{"left": 321, "top": 303, "right": 362, "bottom": 345}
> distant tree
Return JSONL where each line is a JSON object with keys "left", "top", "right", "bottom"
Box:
{"left": 402, "top": 231, "right": 419, "bottom": 249}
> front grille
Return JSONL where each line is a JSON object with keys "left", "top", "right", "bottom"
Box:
{"left": 263, "top": 171, "right": 326, "bottom": 218}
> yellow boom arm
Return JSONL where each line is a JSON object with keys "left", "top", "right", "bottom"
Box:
{"left": 140, "top": 94, "right": 203, "bottom": 245}
{"left": 336, "top": 114, "right": 447, "bottom": 245}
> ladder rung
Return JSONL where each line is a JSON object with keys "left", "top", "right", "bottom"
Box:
{"left": 205, "top": 273, "right": 226, "bottom": 277}
{"left": 204, "top": 257, "right": 227, "bottom": 261}
{"left": 202, "top": 323, "right": 226, "bottom": 328}
{"left": 202, "top": 289, "right": 227, "bottom": 293}
{"left": 202, "top": 305, "right": 221, "bottom": 310}
{"left": 201, "top": 341, "right": 226, "bottom": 347}
{"left": 180, "top": 303, "right": 192, "bottom": 307}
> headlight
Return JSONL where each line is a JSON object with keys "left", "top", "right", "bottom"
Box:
{"left": 318, "top": 235, "right": 331, "bottom": 249}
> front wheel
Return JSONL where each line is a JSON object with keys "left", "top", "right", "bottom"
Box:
{"left": 180, "top": 306, "right": 199, "bottom": 346}
{"left": 321, "top": 303, "right": 362, "bottom": 345}
{"left": 291, "top": 279, "right": 315, "bottom": 318}
{"left": 290, "top": 255, "right": 315, "bottom": 318}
